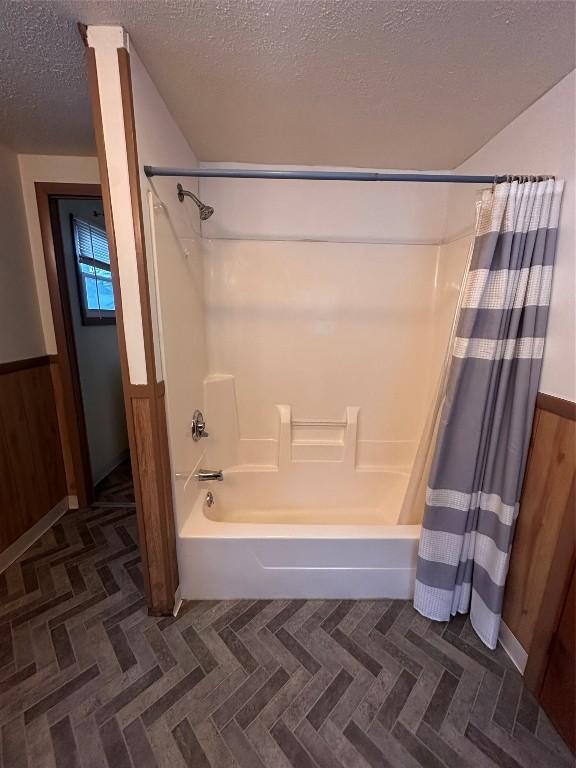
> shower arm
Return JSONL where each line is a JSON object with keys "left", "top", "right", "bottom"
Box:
{"left": 177, "top": 184, "right": 202, "bottom": 206}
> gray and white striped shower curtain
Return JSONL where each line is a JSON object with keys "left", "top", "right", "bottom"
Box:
{"left": 414, "top": 178, "right": 564, "bottom": 649}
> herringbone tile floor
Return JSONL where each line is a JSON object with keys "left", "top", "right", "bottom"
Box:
{"left": 1, "top": 467, "right": 573, "bottom": 767}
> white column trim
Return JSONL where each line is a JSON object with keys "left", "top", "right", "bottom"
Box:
{"left": 86, "top": 25, "right": 147, "bottom": 384}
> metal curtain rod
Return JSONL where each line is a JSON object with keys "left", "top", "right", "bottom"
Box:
{"left": 144, "top": 166, "right": 507, "bottom": 184}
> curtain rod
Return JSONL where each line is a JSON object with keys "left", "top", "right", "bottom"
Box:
{"left": 144, "top": 166, "right": 506, "bottom": 184}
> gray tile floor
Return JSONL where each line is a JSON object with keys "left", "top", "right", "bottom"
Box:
{"left": 0, "top": 466, "right": 573, "bottom": 767}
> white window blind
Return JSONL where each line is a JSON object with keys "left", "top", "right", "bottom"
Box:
{"left": 72, "top": 216, "right": 115, "bottom": 322}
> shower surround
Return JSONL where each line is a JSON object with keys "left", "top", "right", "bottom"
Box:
{"left": 150, "top": 169, "right": 471, "bottom": 600}
{"left": 177, "top": 375, "right": 419, "bottom": 598}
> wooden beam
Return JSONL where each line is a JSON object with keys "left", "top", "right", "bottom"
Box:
{"left": 85, "top": 43, "right": 178, "bottom": 615}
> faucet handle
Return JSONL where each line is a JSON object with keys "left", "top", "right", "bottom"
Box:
{"left": 191, "top": 410, "right": 209, "bottom": 441}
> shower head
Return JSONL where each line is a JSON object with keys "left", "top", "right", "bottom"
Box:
{"left": 176, "top": 183, "right": 214, "bottom": 220}
{"left": 198, "top": 202, "right": 214, "bottom": 221}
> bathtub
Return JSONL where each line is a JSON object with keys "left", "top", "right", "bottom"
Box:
{"left": 176, "top": 463, "right": 421, "bottom": 600}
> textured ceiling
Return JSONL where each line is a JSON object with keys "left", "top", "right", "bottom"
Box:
{"left": 1, "top": 1, "right": 574, "bottom": 168}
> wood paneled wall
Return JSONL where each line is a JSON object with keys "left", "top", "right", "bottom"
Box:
{"left": 0, "top": 356, "right": 67, "bottom": 553}
{"left": 503, "top": 392, "right": 576, "bottom": 665}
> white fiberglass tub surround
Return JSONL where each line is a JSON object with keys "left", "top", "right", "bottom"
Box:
{"left": 176, "top": 379, "right": 421, "bottom": 599}
{"left": 150, "top": 203, "right": 469, "bottom": 603}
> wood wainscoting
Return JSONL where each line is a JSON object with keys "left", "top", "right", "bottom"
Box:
{"left": 503, "top": 391, "right": 575, "bottom": 749}
{"left": 0, "top": 356, "right": 67, "bottom": 555}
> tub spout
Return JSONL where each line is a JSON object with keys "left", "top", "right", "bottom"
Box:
{"left": 195, "top": 469, "right": 223, "bottom": 482}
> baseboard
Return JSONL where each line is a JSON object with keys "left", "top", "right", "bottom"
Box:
{"left": 499, "top": 620, "right": 528, "bottom": 674}
{"left": 173, "top": 584, "right": 183, "bottom": 617}
{"left": 0, "top": 497, "right": 69, "bottom": 573}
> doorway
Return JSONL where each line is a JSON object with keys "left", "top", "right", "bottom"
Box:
{"left": 36, "top": 183, "right": 129, "bottom": 507}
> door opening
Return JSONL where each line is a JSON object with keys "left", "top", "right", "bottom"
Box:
{"left": 36, "top": 183, "right": 130, "bottom": 508}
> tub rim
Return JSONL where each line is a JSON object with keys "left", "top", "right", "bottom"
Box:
{"left": 178, "top": 480, "right": 421, "bottom": 540}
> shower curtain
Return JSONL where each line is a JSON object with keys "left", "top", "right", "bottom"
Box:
{"left": 414, "top": 178, "right": 564, "bottom": 649}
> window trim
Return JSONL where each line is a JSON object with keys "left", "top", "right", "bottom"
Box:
{"left": 70, "top": 214, "right": 116, "bottom": 326}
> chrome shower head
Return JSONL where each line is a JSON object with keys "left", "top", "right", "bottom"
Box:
{"left": 198, "top": 202, "right": 214, "bottom": 221}
{"left": 177, "top": 183, "right": 214, "bottom": 220}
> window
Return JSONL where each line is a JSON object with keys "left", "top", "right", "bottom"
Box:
{"left": 72, "top": 216, "right": 116, "bottom": 324}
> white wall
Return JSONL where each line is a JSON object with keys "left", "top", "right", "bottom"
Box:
{"left": 87, "top": 25, "right": 209, "bottom": 481}
{"left": 129, "top": 44, "right": 209, "bottom": 475}
{"left": 88, "top": 26, "right": 152, "bottom": 385}
{"left": 18, "top": 154, "right": 100, "bottom": 354}
{"left": 0, "top": 144, "right": 44, "bottom": 362}
{"left": 200, "top": 164, "right": 450, "bottom": 243}
{"left": 445, "top": 71, "right": 576, "bottom": 402}
{"left": 57, "top": 198, "right": 128, "bottom": 484}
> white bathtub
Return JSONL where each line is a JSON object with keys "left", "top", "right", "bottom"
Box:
{"left": 176, "top": 463, "right": 421, "bottom": 600}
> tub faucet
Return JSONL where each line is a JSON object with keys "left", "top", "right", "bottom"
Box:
{"left": 195, "top": 468, "right": 223, "bottom": 482}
